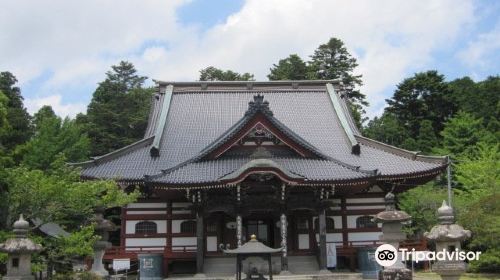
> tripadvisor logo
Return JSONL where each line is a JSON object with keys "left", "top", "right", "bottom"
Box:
{"left": 374, "top": 244, "right": 482, "bottom": 267}
{"left": 375, "top": 244, "right": 398, "bottom": 267}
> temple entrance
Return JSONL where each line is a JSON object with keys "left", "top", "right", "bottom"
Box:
{"left": 245, "top": 219, "right": 274, "bottom": 247}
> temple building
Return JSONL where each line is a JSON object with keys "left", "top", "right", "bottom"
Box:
{"left": 78, "top": 80, "right": 447, "bottom": 276}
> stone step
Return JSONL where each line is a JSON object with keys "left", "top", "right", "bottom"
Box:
{"left": 166, "top": 272, "right": 363, "bottom": 280}
{"left": 200, "top": 256, "right": 321, "bottom": 276}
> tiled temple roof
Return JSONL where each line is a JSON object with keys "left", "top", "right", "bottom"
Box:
{"left": 77, "top": 80, "right": 446, "bottom": 187}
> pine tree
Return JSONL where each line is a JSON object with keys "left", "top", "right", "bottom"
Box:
{"left": 385, "top": 71, "right": 456, "bottom": 138}
{"left": 86, "top": 61, "right": 153, "bottom": 155}
{"left": 199, "top": 66, "right": 254, "bottom": 81}
{"left": 268, "top": 54, "right": 307, "bottom": 80}
{"left": 435, "top": 111, "right": 493, "bottom": 158}
{"left": 0, "top": 72, "right": 32, "bottom": 150}
{"left": 308, "top": 38, "right": 366, "bottom": 106}
{"left": 416, "top": 120, "right": 438, "bottom": 154}
{"left": 363, "top": 113, "right": 409, "bottom": 147}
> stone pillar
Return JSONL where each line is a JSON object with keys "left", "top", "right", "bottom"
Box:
{"left": 0, "top": 215, "right": 42, "bottom": 280}
{"left": 236, "top": 215, "right": 243, "bottom": 247}
{"left": 279, "top": 213, "right": 290, "bottom": 274}
{"left": 318, "top": 208, "right": 328, "bottom": 271}
{"left": 91, "top": 207, "right": 115, "bottom": 277}
{"left": 196, "top": 211, "right": 205, "bottom": 275}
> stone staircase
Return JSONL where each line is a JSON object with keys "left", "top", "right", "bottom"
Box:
{"left": 167, "top": 255, "right": 363, "bottom": 279}
{"left": 286, "top": 256, "right": 319, "bottom": 274}
{"left": 203, "top": 256, "right": 237, "bottom": 276}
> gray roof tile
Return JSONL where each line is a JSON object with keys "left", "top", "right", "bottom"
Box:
{"left": 79, "top": 81, "right": 446, "bottom": 184}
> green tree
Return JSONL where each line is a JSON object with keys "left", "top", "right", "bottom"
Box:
{"left": 435, "top": 111, "right": 493, "bottom": 158}
{"left": 0, "top": 72, "right": 32, "bottom": 150}
{"left": 307, "top": 38, "right": 366, "bottom": 106}
{"left": 5, "top": 160, "right": 138, "bottom": 227}
{"left": 363, "top": 113, "right": 408, "bottom": 147}
{"left": 3, "top": 159, "right": 139, "bottom": 273}
{"left": 399, "top": 183, "right": 448, "bottom": 236}
{"left": 454, "top": 143, "right": 500, "bottom": 272}
{"left": 268, "top": 54, "right": 308, "bottom": 80}
{"left": 16, "top": 106, "right": 90, "bottom": 170}
{"left": 199, "top": 66, "right": 254, "bottom": 81}
{"left": 416, "top": 120, "right": 438, "bottom": 154}
{"left": 385, "top": 71, "right": 456, "bottom": 138}
{"left": 86, "top": 61, "right": 153, "bottom": 155}
{"left": 449, "top": 76, "right": 500, "bottom": 130}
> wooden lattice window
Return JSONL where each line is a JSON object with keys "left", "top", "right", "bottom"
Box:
{"left": 135, "top": 221, "right": 157, "bottom": 235}
{"left": 314, "top": 217, "right": 335, "bottom": 232}
{"left": 180, "top": 220, "right": 196, "bottom": 234}
{"left": 356, "top": 216, "right": 377, "bottom": 228}
{"left": 206, "top": 222, "right": 217, "bottom": 233}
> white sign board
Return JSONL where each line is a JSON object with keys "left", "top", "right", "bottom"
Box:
{"left": 327, "top": 243, "right": 337, "bottom": 268}
{"left": 113, "top": 259, "right": 130, "bottom": 271}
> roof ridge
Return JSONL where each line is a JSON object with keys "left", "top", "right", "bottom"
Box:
{"left": 155, "top": 79, "right": 341, "bottom": 87}
{"left": 150, "top": 84, "right": 174, "bottom": 157}
{"left": 325, "top": 83, "right": 360, "bottom": 154}
{"left": 71, "top": 136, "right": 155, "bottom": 168}
{"left": 355, "top": 135, "right": 447, "bottom": 164}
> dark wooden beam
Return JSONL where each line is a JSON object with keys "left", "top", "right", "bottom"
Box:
{"left": 318, "top": 208, "right": 327, "bottom": 270}
{"left": 196, "top": 211, "right": 204, "bottom": 274}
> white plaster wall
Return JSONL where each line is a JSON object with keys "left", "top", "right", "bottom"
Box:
{"left": 127, "top": 210, "right": 167, "bottom": 214}
{"left": 172, "top": 202, "right": 192, "bottom": 214}
{"left": 315, "top": 233, "right": 343, "bottom": 243}
{"left": 127, "top": 203, "right": 167, "bottom": 208}
{"left": 125, "top": 220, "right": 167, "bottom": 234}
{"left": 172, "top": 219, "right": 195, "bottom": 233}
{"left": 125, "top": 238, "right": 166, "bottom": 247}
{"left": 172, "top": 237, "right": 197, "bottom": 248}
{"left": 348, "top": 232, "right": 380, "bottom": 242}
{"left": 298, "top": 234, "right": 310, "bottom": 249}
{"left": 207, "top": 236, "right": 218, "bottom": 252}
{"left": 345, "top": 197, "right": 384, "bottom": 203}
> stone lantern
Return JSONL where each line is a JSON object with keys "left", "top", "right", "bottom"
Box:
{"left": 0, "top": 214, "right": 42, "bottom": 280}
{"left": 90, "top": 206, "right": 116, "bottom": 277}
{"left": 424, "top": 201, "right": 471, "bottom": 280}
{"left": 373, "top": 192, "right": 412, "bottom": 280}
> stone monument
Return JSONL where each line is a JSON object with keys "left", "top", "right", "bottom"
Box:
{"left": 424, "top": 201, "right": 471, "bottom": 280}
{"left": 90, "top": 206, "right": 116, "bottom": 277}
{"left": 373, "top": 192, "right": 412, "bottom": 280}
{"left": 0, "top": 214, "right": 42, "bottom": 280}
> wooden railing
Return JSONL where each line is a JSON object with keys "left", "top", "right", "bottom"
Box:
{"left": 104, "top": 245, "right": 197, "bottom": 260}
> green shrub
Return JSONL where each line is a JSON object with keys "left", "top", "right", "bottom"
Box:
{"left": 76, "top": 271, "right": 101, "bottom": 280}
{"left": 468, "top": 249, "right": 500, "bottom": 273}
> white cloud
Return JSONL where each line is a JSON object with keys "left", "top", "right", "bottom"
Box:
{"left": 0, "top": 0, "right": 476, "bottom": 118}
{"left": 24, "top": 95, "right": 87, "bottom": 118}
{"left": 135, "top": 0, "right": 476, "bottom": 117}
{"left": 458, "top": 22, "right": 500, "bottom": 71}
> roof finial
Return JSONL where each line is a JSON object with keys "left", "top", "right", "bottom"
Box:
{"left": 13, "top": 214, "right": 30, "bottom": 238}
{"left": 246, "top": 94, "right": 273, "bottom": 116}
{"left": 437, "top": 200, "right": 454, "bottom": 225}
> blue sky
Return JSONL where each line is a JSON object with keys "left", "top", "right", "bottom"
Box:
{"left": 0, "top": 0, "right": 499, "bottom": 118}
